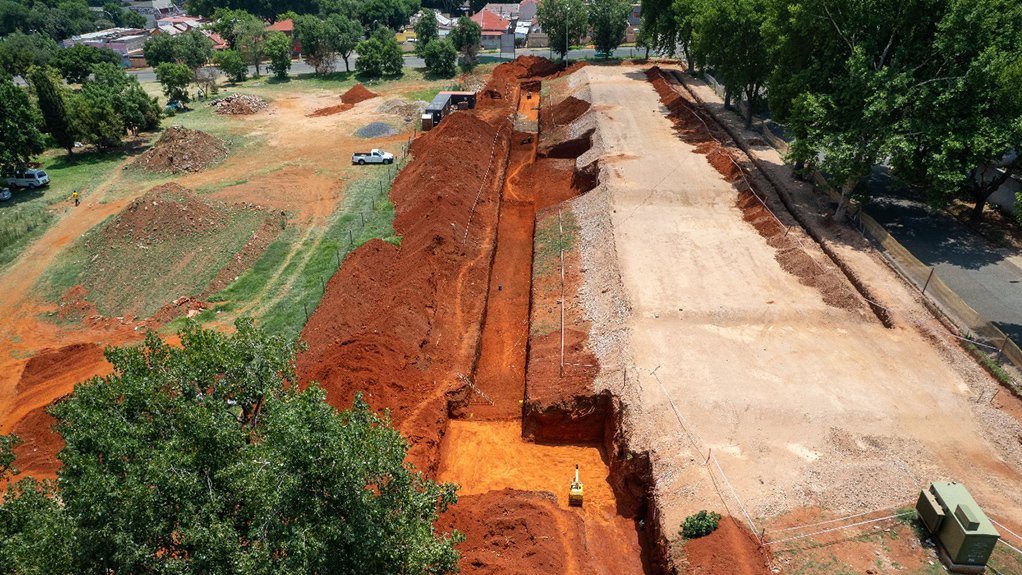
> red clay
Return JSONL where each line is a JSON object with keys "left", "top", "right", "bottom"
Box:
{"left": 341, "top": 84, "right": 378, "bottom": 105}
{"left": 297, "top": 91, "right": 512, "bottom": 475}
{"left": 307, "top": 102, "right": 353, "bottom": 117}
{"left": 541, "top": 95, "right": 591, "bottom": 129}
{"left": 681, "top": 518, "right": 772, "bottom": 575}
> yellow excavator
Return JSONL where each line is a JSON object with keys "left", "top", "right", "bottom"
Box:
{"left": 568, "top": 464, "right": 584, "bottom": 507}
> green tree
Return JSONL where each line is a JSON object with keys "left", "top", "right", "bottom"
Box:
{"left": 326, "top": 12, "right": 363, "bottom": 73}
{"left": 0, "top": 31, "right": 58, "bottom": 79}
{"left": 213, "top": 9, "right": 268, "bottom": 76}
{"left": 121, "top": 8, "right": 146, "bottom": 28}
{"left": 70, "top": 82, "right": 123, "bottom": 148}
{"left": 537, "top": 0, "right": 587, "bottom": 60}
{"left": 296, "top": 14, "right": 337, "bottom": 74}
{"left": 588, "top": 0, "right": 630, "bottom": 57}
{"left": 52, "top": 44, "right": 121, "bottom": 83}
{"left": 0, "top": 321, "right": 463, "bottom": 574}
{"left": 691, "top": 0, "right": 769, "bottom": 127}
{"left": 765, "top": 0, "right": 945, "bottom": 220}
{"left": 116, "top": 81, "right": 161, "bottom": 135}
{"left": 449, "top": 15, "right": 481, "bottom": 71}
{"left": 886, "top": 0, "right": 1022, "bottom": 221}
{"left": 175, "top": 30, "right": 214, "bottom": 71}
{"left": 264, "top": 30, "right": 292, "bottom": 78}
{"left": 0, "top": 80, "right": 43, "bottom": 174}
{"left": 141, "top": 33, "right": 178, "bottom": 67}
{"left": 213, "top": 48, "right": 248, "bottom": 82}
{"left": 413, "top": 8, "right": 438, "bottom": 55}
{"left": 422, "top": 37, "right": 456, "bottom": 76}
{"left": 27, "top": 66, "right": 77, "bottom": 154}
{"left": 155, "top": 61, "right": 192, "bottom": 103}
{"left": 355, "top": 36, "right": 385, "bottom": 76}
{"left": 670, "top": 0, "right": 706, "bottom": 69}
{"left": 639, "top": 0, "right": 678, "bottom": 56}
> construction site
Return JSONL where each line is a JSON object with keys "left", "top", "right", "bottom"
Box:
{"left": 3, "top": 58, "right": 1022, "bottom": 573}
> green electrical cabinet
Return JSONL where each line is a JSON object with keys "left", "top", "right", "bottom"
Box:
{"left": 916, "top": 482, "right": 1000, "bottom": 571}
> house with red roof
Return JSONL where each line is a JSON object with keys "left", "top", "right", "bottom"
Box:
{"left": 265, "top": 18, "right": 301, "bottom": 56}
{"left": 470, "top": 9, "right": 511, "bottom": 50}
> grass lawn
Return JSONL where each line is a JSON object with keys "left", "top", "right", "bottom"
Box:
{"left": 0, "top": 147, "right": 137, "bottom": 269}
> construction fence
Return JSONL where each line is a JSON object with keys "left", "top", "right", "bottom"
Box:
{"left": 698, "top": 72, "right": 1022, "bottom": 379}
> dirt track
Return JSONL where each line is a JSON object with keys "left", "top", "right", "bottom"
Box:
{"left": 571, "top": 64, "right": 1022, "bottom": 540}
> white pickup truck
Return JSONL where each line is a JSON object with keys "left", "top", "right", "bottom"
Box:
{"left": 352, "top": 149, "right": 394, "bottom": 165}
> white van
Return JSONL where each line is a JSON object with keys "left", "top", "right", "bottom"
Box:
{"left": 6, "top": 168, "right": 49, "bottom": 188}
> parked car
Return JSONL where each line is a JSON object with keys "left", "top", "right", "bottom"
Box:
{"left": 352, "top": 149, "right": 395, "bottom": 165}
{"left": 5, "top": 168, "right": 49, "bottom": 188}
{"left": 0, "top": 187, "right": 12, "bottom": 202}
{"left": 164, "top": 100, "right": 185, "bottom": 113}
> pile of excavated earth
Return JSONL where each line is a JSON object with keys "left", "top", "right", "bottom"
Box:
{"left": 211, "top": 93, "right": 268, "bottom": 115}
{"left": 133, "top": 126, "right": 228, "bottom": 173}
{"left": 308, "top": 84, "right": 379, "bottom": 117}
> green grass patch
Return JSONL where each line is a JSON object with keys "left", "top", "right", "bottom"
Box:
{"left": 40, "top": 193, "right": 270, "bottom": 319}
{"left": 533, "top": 209, "right": 577, "bottom": 279}
{"left": 0, "top": 147, "right": 135, "bottom": 269}
{"left": 203, "top": 160, "right": 406, "bottom": 341}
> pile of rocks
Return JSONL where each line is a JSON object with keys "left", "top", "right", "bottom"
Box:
{"left": 211, "top": 94, "right": 268, "bottom": 115}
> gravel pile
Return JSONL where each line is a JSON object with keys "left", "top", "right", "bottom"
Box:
{"left": 375, "top": 98, "right": 428, "bottom": 119}
{"left": 211, "top": 94, "right": 267, "bottom": 115}
{"left": 356, "top": 121, "right": 399, "bottom": 139}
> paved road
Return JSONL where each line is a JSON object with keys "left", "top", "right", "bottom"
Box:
{"left": 865, "top": 167, "right": 1022, "bottom": 344}
{"left": 127, "top": 47, "right": 605, "bottom": 83}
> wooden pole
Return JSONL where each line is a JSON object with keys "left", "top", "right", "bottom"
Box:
{"left": 921, "top": 267, "right": 935, "bottom": 295}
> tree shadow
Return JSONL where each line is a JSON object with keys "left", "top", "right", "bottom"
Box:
{"left": 864, "top": 166, "right": 1008, "bottom": 271}
{"left": 293, "top": 70, "right": 356, "bottom": 82}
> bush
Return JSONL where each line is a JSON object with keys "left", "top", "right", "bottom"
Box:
{"left": 681, "top": 510, "right": 721, "bottom": 539}
{"left": 213, "top": 49, "right": 247, "bottom": 83}
{"left": 422, "top": 38, "right": 456, "bottom": 77}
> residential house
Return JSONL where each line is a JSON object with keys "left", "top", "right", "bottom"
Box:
{"left": 64, "top": 27, "right": 151, "bottom": 66}
{"left": 470, "top": 9, "right": 510, "bottom": 50}
{"left": 127, "top": 0, "right": 181, "bottom": 28}
{"left": 265, "top": 18, "right": 300, "bottom": 56}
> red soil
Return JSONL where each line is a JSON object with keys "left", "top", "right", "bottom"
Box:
{"left": 297, "top": 98, "right": 512, "bottom": 475}
{"left": 307, "top": 102, "right": 353, "bottom": 117}
{"left": 5, "top": 343, "right": 112, "bottom": 479}
{"left": 341, "top": 83, "right": 378, "bottom": 105}
{"left": 682, "top": 518, "right": 772, "bottom": 575}
{"left": 439, "top": 486, "right": 647, "bottom": 575}
{"left": 541, "top": 95, "right": 591, "bottom": 129}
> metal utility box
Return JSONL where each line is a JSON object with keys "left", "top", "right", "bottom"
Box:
{"left": 916, "top": 482, "right": 1000, "bottom": 571}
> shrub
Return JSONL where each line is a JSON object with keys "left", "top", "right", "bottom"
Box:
{"left": 681, "top": 510, "right": 721, "bottom": 539}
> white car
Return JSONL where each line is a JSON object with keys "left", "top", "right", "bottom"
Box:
{"left": 352, "top": 149, "right": 395, "bottom": 165}
{"left": 0, "top": 187, "right": 11, "bottom": 202}
{"left": 5, "top": 168, "right": 49, "bottom": 188}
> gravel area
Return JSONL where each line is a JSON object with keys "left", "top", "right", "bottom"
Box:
{"left": 356, "top": 121, "right": 399, "bottom": 139}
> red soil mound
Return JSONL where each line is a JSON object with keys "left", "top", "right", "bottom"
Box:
{"left": 541, "top": 95, "right": 591, "bottom": 129}
{"left": 9, "top": 406, "right": 62, "bottom": 478}
{"left": 308, "top": 103, "right": 353, "bottom": 117}
{"left": 341, "top": 83, "right": 378, "bottom": 105}
{"left": 297, "top": 108, "right": 511, "bottom": 474}
{"left": 682, "top": 518, "right": 772, "bottom": 575}
{"left": 438, "top": 489, "right": 583, "bottom": 575}
{"left": 17, "top": 343, "right": 104, "bottom": 394}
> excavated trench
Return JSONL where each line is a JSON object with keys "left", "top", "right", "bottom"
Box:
{"left": 438, "top": 83, "right": 667, "bottom": 575}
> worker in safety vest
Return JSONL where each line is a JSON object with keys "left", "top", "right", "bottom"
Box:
{"left": 72, "top": 190, "right": 79, "bottom": 207}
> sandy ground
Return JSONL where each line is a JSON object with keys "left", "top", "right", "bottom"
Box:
{"left": 572, "top": 65, "right": 1022, "bottom": 538}
{"left": 0, "top": 88, "right": 415, "bottom": 478}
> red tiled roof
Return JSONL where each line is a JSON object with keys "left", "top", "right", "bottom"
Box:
{"left": 266, "top": 18, "right": 293, "bottom": 32}
{"left": 470, "top": 10, "right": 509, "bottom": 32}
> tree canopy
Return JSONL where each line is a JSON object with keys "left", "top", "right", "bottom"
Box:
{"left": 588, "top": 0, "right": 630, "bottom": 57}
{"left": 449, "top": 15, "right": 481, "bottom": 71}
{"left": 422, "top": 36, "right": 456, "bottom": 76}
{"left": 0, "top": 321, "right": 463, "bottom": 575}
{"left": 0, "top": 79, "right": 44, "bottom": 173}
{"left": 413, "top": 8, "right": 438, "bottom": 55}
{"left": 536, "top": 0, "right": 588, "bottom": 59}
